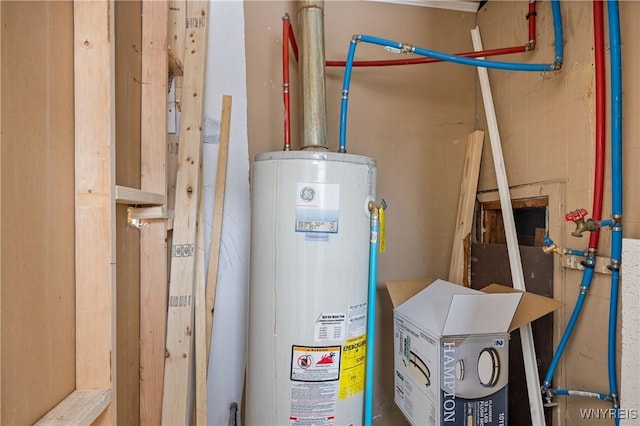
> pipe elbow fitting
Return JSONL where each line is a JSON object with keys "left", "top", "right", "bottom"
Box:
{"left": 542, "top": 243, "right": 565, "bottom": 256}
{"left": 525, "top": 40, "right": 536, "bottom": 51}
{"left": 552, "top": 58, "right": 563, "bottom": 71}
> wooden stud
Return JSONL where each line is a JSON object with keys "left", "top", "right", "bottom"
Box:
{"left": 205, "top": 95, "right": 232, "bottom": 362}
{"left": 161, "top": 2, "right": 209, "bottom": 424}
{"left": 448, "top": 130, "right": 483, "bottom": 286}
{"left": 0, "top": 4, "right": 3, "bottom": 420}
{"left": 139, "top": 2, "right": 169, "bottom": 424}
{"left": 74, "top": 1, "right": 117, "bottom": 424}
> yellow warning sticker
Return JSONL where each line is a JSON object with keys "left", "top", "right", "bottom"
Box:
{"left": 338, "top": 335, "right": 366, "bottom": 400}
{"left": 379, "top": 207, "right": 386, "bottom": 253}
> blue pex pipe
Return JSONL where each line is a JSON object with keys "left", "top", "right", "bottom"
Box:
{"left": 609, "top": 1, "right": 623, "bottom": 218}
{"left": 543, "top": 267, "right": 594, "bottom": 388}
{"left": 552, "top": 0, "right": 564, "bottom": 66}
{"left": 553, "top": 389, "right": 611, "bottom": 401}
{"left": 364, "top": 208, "right": 380, "bottom": 426}
{"left": 607, "top": 1, "right": 622, "bottom": 423}
{"left": 337, "top": 0, "right": 564, "bottom": 152}
{"left": 339, "top": 39, "right": 358, "bottom": 153}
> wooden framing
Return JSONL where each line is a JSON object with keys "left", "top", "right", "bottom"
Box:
{"left": 73, "top": 1, "right": 116, "bottom": 424}
{"left": 139, "top": 2, "right": 169, "bottom": 424}
{"left": 17, "top": 1, "right": 171, "bottom": 424}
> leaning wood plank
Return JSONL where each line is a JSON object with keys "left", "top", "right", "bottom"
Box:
{"left": 0, "top": 4, "right": 3, "bottom": 420}
{"left": 472, "top": 27, "right": 546, "bottom": 426}
{"left": 166, "top": 0, "right": 186, "bottom": 209}
{"left": 34, "top": 389, "right": 111, "bottom": 426}
{"left": 162, "top": 2, "right": 209, "bottom": 424}
{"left": 195, "top": 174, "right": 207, "bottom": 425}
{"left": 205, "top": 95, "right": 232, "bottom": 363}
{"left": 115, "top": 185, "right": 165, "bottom": 205}
{"left": 74, "top": 1, "right": 116, "bottom": 424}
{"left": 140, "top": 2, "right": 169, "bottom": 425}
{"left": 448, "top": 130, "right": 484, "bottom": 285}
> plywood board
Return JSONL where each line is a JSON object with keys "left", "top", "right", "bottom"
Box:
{"left": 471, "top": 243, "right": 554, "bottom": 426}
{"left": 115, "top": 0, "right": 142, "bottom": 189}
{"left": 1, "top": 2, "right": 76, "bottom": 424}
{"left": 116, "top": 204, "right": 141, "bottom": 425}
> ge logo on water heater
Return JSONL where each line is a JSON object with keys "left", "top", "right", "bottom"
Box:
{"left": 300, "top": 186, "right": 316, "bottom": 202}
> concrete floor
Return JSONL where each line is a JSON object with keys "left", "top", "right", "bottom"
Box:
{"left": 372, "top": 397, "right": 410, "bottom": 426}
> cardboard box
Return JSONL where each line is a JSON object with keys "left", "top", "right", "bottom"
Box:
{"left": 386, "top": 279, "right": 564, "bottom": 426}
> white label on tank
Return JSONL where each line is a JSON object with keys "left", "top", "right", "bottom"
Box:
{"left": 314, "top": 313, "right": 346, "bottom": 342}
{"left": 348, "top": 302, "right": 367, "bottom": 338}
{"left": 290, "top": 382, "right": 337, "bottom": 424}
{"left": 291, "top": 345, "right": 341, "bottom": 382}
{"left": 295, "top": 183, "right": 340, "bottom": 234}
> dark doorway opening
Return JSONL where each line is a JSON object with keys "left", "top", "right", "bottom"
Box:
{"left": 472, "top": 196, "right": 553, "bottom": 426}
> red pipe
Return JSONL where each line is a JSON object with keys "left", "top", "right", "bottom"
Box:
{"left": 282, "top": 14, "right": 292, "bottom": 150}
{"left": 325, "top": 45, "right": 526, "bottom": 67}
{"left": 589, "top": 0, "right": 606, "bottom": 250}
{"left": 527, "top": 0, "right": 537, "bottom": 48}
{"left": 288, "top": 21, "right": 299, "bottom": 63}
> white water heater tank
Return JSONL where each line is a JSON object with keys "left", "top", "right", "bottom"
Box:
{"left": 246, "top": 151, "right": 376, "bottom": 425}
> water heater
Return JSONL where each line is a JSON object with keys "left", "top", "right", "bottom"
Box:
{"left": 246, "top": 150, "right": 376, "bottom": 425}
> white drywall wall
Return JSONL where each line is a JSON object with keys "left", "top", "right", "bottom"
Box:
{"left": 204, "top": 1, "right": 250, "bottom": 424}
{"left": 621, "top": 238, "right": 640, "bottom": 425}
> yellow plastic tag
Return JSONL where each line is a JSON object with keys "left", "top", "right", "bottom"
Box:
{"left": 379, "top": 207, "right": 386, "bottom": 253}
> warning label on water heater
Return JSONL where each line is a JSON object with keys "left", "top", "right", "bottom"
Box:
{"left": 295, "top": 183, "right": 340, "bottom": 234}
{"left": 290, "top": 381, "right": 337, "bottom": 425}
{"left": 291, "top": 345, "right": 341, "bottom": 382}
{"left": 339, "top": 335, "right": 366, "bottom": 399}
